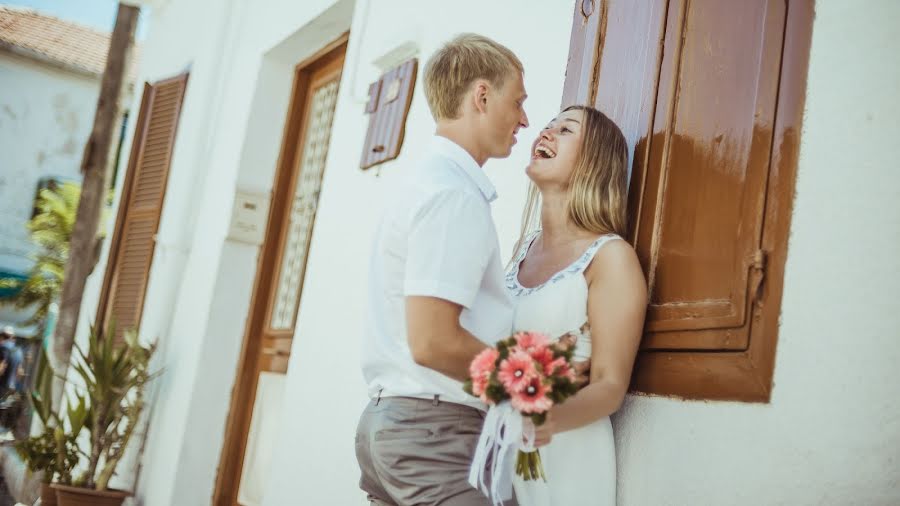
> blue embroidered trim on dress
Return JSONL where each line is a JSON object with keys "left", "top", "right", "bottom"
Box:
{"left": 506, "top": 232, "right": 620, "bottom": 297}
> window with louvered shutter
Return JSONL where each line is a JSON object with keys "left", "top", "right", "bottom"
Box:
{"left": 97, "top": 73, "right": 188, "bottom": 340}
{"left": 562, "top": 0, "right": 813, "bottom": 401}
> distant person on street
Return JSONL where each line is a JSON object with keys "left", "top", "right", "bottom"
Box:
{"left": 0, "top": 326, "right": 24, "bottom": 400}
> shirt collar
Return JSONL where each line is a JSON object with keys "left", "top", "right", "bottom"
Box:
{"left": 429, "top": 135, "right": 498, "bottom": 203}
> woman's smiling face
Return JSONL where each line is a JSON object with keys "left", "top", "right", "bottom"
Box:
{"left": 526, "top": 108, "right": 585, "bottom": 188}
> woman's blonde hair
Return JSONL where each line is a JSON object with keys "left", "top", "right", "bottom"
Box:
{"left": 423, "top": 33, "right": 523, "bottom": 120}
{"left": 513, "top": 105, "right": 629, "bottom": 257}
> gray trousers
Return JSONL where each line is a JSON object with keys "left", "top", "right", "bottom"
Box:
{"left": 355, "top": 396, "right": 516, "bottom": 506}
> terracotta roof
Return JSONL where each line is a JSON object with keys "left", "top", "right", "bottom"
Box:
{"left": 0, "top": 5, "right": 137, "bottom": 78}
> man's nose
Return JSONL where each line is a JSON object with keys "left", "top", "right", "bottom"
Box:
{"left": 520, "top": 110, "right": 529, "bottom": 129}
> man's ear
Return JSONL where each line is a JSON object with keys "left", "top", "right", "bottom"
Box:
{"left": 473, "top": 80, "right": 490, "bottom": 114}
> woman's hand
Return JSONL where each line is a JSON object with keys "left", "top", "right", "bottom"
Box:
{"left": 524, "top": 413, "right": 556, "bottom": 448}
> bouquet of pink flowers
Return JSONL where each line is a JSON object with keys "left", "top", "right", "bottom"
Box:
{"left": 464, "top": 331, "right": 579, "bottom": 483}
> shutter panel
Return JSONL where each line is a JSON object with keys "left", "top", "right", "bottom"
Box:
{"left": 560, "top": 0, "right": 668, "bottom": 193}
{"left": 360, "top": 58, "right": 417, "bottom": 170}
{"left": 633, "top": 0, "right": 786, "bottom": 350}
{"left": 561, "top": 0, "right": 604, "bottom": 107}
{"left": 98, "top": 73, "right": 188, "bottom": 339}
{"left": 585, "top": 1, "right": 668, "bottom": 203}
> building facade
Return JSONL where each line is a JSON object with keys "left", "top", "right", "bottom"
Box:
{"left": 67, "top": 0, "right": 900, "bottom": 505}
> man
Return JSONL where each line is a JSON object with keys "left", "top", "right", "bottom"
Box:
{"left": 355, "top": 34, "right": 529, "bottom": 505}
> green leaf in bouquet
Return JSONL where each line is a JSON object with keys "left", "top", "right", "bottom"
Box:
{"left": 485, "top": 381, "right": 508, "bottom": 402}
{"left": 497, "top": 342, "right": 510, "bottom": 361}
{"left": 548, "top": 376, "right": 578, "bottom": 403}
{"left": 462, "top": 378, "right": 474, "bottom": 396}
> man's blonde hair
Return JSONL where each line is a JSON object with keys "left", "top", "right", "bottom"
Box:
{"left": 424, "top": 33, "right": 523, "bottom": 120}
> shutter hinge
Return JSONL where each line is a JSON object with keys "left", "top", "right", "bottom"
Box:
{"left": 750, "top": 249, "right": 767, "bottom": 305}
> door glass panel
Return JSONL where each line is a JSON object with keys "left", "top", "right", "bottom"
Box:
{"left": 269, "top": 80, "right": 339, "bottom": 330}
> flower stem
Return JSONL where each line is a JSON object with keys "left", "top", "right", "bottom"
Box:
{"left": 515, "top": 450, "right": 546, "bottom": 482}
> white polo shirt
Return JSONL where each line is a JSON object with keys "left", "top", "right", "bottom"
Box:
{"left": 361, "top": 135, "right": 514, "bottom": 409}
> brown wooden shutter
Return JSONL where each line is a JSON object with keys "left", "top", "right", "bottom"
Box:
{"left": 560, "top": 0, "right": 605, "bottom": 108}
{"left": 360, "top": 58, "right": 417, "bottom": 170}
{"left": 96, "top": 73, "right": 188, "bottom": 338}
{"left": 560, "top": 0, "right": 814, "bottom": 400}
{"left": 632, "top": 0, "right": 786, "bottom": 351}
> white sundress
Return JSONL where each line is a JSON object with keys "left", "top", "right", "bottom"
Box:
{"left": 507, "top": 231, "right": 621, "bottom": 506}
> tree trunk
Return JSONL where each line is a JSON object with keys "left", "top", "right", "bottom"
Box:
{"left": 51, "top": 4, "right": 140, "bottom": 403}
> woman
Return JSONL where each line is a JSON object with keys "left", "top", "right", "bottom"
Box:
{"left": 508, "top": 105, "right": 647, "bottom": 505}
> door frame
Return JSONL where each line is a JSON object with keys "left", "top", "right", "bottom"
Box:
{"left": 213, "top": 33, "right": 348, "bottom": 506}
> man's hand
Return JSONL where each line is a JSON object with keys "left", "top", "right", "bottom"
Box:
{"left": 556, "top": 329, "right": 591, "bottom": 388}
{"left": 572, "top": 360, "right": 591, "bottom": 388}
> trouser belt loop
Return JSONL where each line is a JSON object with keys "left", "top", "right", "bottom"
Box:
{"left": 432, "top": 394, "right": 439, "bottom": 406}
{"left": 375, "top": 388, "right": 383, "bottom": 405}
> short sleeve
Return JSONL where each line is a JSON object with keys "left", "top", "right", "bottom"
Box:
{"left": 403, "top": 189, "right": 495, "bottom": 308}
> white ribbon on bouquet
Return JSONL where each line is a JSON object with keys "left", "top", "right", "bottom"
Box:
{"left": 468, "top": 402, "right": 535, "bottom": 506}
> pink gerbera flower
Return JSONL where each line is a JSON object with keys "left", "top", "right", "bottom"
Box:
{"left": 471, "top": 373, "right": 490, "bottom": 397}
{"left": 511, "top": 377, "right": 553, "bottom": 414}
{"left": 470, "top": 348, "right": 499, "bottom": 378}
{"left": 514, "top": 332, "right": 550, "bottom": 352}
{"left": 530, "top": 347, "right": 555, "bottom": 374}
{"left": 498, "top": 351, "right": 538, "bottom": 393}
{"left": 550, "top": 358, "right": 576, "bottom": 382}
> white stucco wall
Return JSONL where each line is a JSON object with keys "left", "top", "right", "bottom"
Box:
{"left": 0, "top": 53, "right": 96, "bottom": 273}
{"left": 612, "top": 2, "right": 900, "bottom": 505}
{"left": 75, "top": 0, "right": 900, "bottom": 505}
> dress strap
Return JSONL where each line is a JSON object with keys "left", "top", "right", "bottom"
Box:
{"left": 572, "top": 234, "right": 622, "bottom": 274}
{"left": 511, "top": 231, "right": 541, "bottom": 269}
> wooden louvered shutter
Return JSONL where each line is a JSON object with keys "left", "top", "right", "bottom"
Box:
{"left": 97, "top": 73, "right": 188, "bottom": 339}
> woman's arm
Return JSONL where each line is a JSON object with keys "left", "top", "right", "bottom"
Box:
{"left": 549, "top": 239, "right": 647, "bottom": 434}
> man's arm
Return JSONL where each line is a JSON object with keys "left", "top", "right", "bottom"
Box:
{"left": 406, "top": 296, "right": 488, "bottom": 382}
{"left": 401, "top": 189, "right": 495, "bottom": 381}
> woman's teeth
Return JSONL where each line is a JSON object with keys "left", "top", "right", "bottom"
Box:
{"left": 534, "top": 145, "right": 555, "bottom": 158}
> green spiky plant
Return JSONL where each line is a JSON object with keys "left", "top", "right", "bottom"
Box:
{"left": 67, "top": 323, "right": 156, "bottom": 491}
{"left": 0, "top": 182, "right": 80, "bottom": 333}
{"left": 15, "top": 347, "right": 82, "bottom": 485}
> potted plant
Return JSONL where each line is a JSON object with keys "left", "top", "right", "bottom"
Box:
{"left": 15, "top": 349, "right": 80, "bottom": 506}
{"left": 51, "top": 324, "right": 156, "bottom": 506}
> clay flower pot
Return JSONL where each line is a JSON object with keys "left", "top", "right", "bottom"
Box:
{"left": 51, "top": 484, "right": 130, "bottom": 506}
{"left": 40, "top": 483, "right": 57, "bottom": 506}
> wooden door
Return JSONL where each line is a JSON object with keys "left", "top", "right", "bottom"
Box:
{"left": 214, "top": 37, "right": 347, "bottom": 506}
